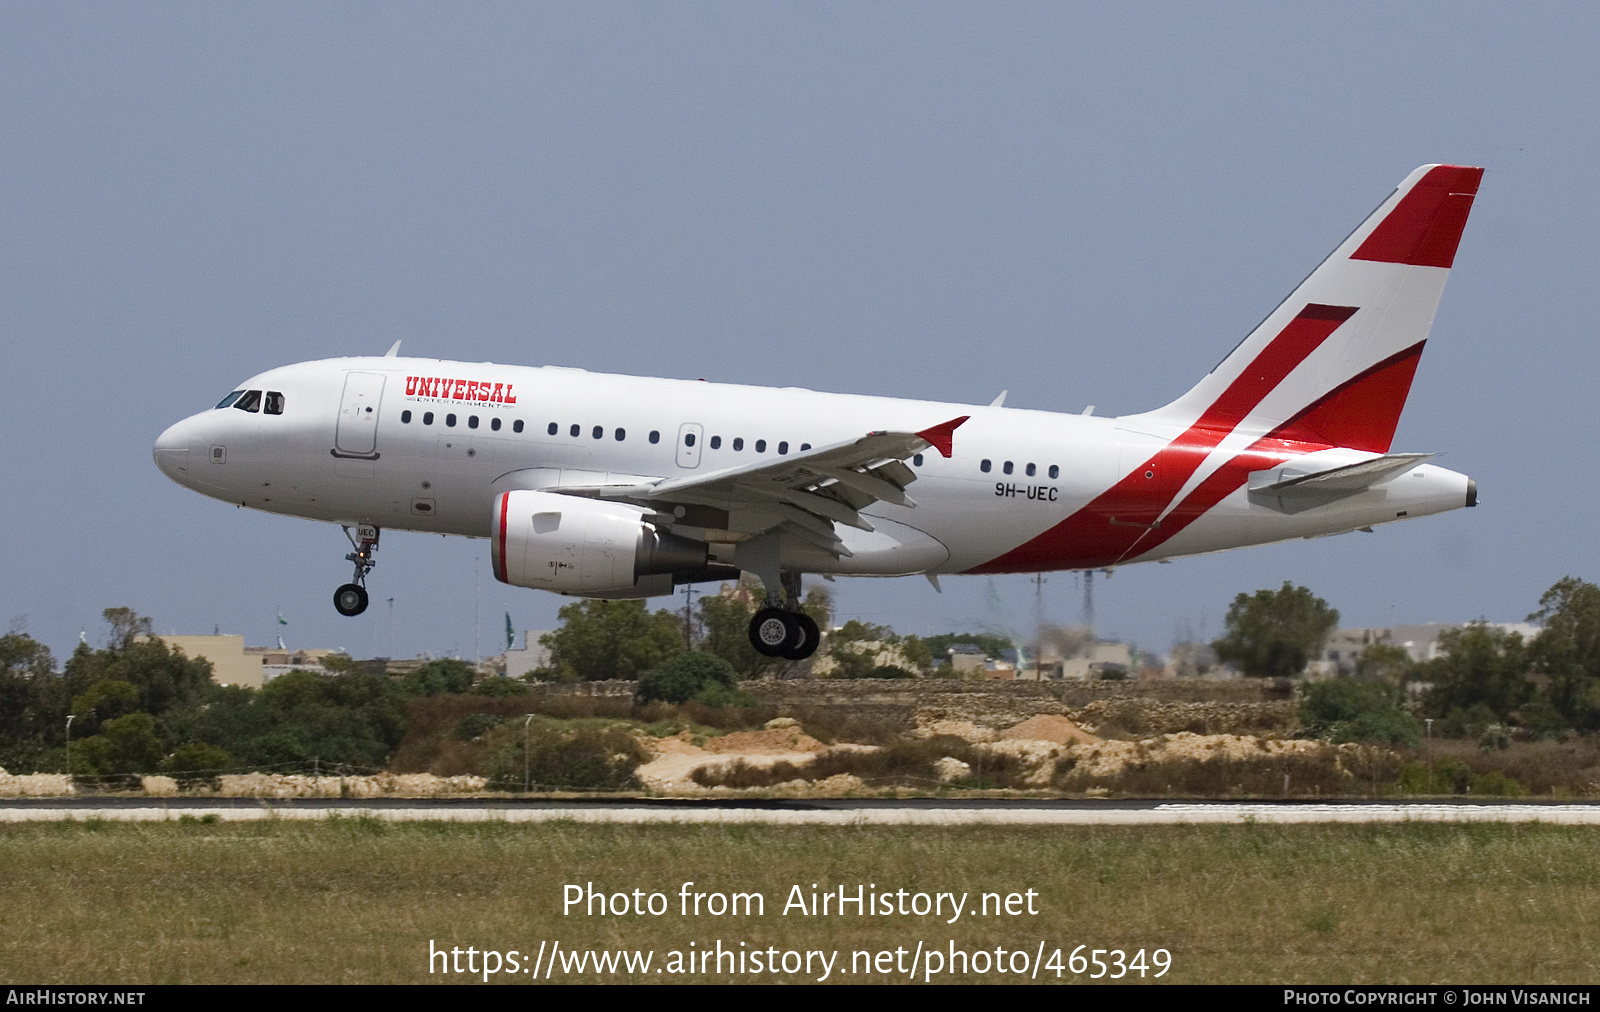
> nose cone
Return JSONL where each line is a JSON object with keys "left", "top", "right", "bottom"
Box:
{"left": 153, "top": 417, "right": 197, "bottom": 485}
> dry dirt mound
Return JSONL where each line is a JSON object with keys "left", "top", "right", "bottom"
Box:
{"left": 702, "top": 728, "right": 826, "bottom": 755}
{"left": 636, "top": 730, "right": 826, "bottom": 793}
{"left": 1000, "top": 714, "right": 1100, "bottom": 745}
{"left": 1064, "top": 732, "right": 1327, "bottom": 778}
{"left": 1055, "top": 732, "right": 1400, "bottom": 795}
{"left": 914, "top": 717, "right": 998, "bottom": 742}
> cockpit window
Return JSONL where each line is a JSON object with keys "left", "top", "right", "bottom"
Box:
{"left": 215, "top": 391, "right": 244, "bottom": 409}
{"left": 233, "top": 390, "right": 262, "bottom": 413}
{"left": 263, "top": 391, "right": 285, "bottom": 415}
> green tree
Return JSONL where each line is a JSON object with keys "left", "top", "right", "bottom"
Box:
{"left": 400, "top": 658, "right": 476, "bottom": 696}
{"left": 825, "top": 619, "right": 899, "bottom": 679}
{"left": 540, "top": 600, "right": 682, "bottom": 681}
{"left": 1353, "top": 643, "right": 1415, "bottom": 685}
{"left": 63, "top": 611, "right": 213, "bottom": 722}
{"left": 636, "top": 651, "right": 737, "bottom": 704}
{"left": 70, "top": 679, "right": 141, "bottom": 732}
{"left": 0, "top": 632, "right": 60, "bottom": 767}
{"left": 1420, "top": 622, "right": 1530, "bottom": 723}
{"left": 1211, "top": 583, "right": 1339, "bottom": 678}
{"left": 100, "top": 607, "right": 152, "bottom": 650}
{"left": 485, "top": 719, "right": 645, "bottom": 791}
{"left": 162, "top": 742, "right": 236, "bottom": 787}
{"left": 1300, "top": 678, "right": 1421, "bottom": 746}
{"left": 71, "top": 712, "right": 165, "bottom": 778}
{"left": 1527, "top": 577, "right": 1600, "bottom": 731}
{"left": 697, "top": 592, "right": 776, "bottom": 677}
{"left": 181, "top": 669, "right": 407, "bottom": 770}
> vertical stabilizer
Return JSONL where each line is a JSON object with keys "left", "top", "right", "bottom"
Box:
{"left": 1131, "top": 164, "right": 1483, "bottom": 453}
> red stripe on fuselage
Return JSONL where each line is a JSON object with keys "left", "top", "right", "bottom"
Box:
{"left": 1272, "top": 342, "right": 1424, "bottom": 454}
{"left": 968, "top": 304, "right": 1357, "bottom": 573}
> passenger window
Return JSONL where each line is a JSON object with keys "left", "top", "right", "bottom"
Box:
{"left": 592, "top": 425, "right": 603, "bottom": 439}
{"left": 733, "top": 437, "right": 744, "bottom": 451}
{"left": 684, "top": 432, "right": 696, "bottom": 447}
{"left": 401, "top": 410, "right": 412, "bottom": 423}
{"left": 215, "top": 391, "right": 244, "bottom": 409}
{"left": 649, "top": 430, "right": 660, "bottom": 444}
{"left": 755, "top": 439, "right": 766, "bottom": 453}
{"left": 570, "top": 424, "right": 580, "bottom": 437}
{"left": 615, "top": 428, "right": 625, "bottom": 441}
{"left": 264, "top": 391, "right": 285, "bottom": 415}
{"left": 514, "top": 420, "right": 524, "bottom": 433}
{"left": 913, "top": 454, "right": 923, "bottom": 466}
{"left": 423, "top": 412, "right": 434, "bottom": 425}
{"left": 980, "top": 459, "right": 992, "bottom": 473}
{"left": 490, "top": 417, "right": 501, "bottom": 431}
{"left": 1048, "top": 464, "right": 1059, "bottom": 479}
{"left": 233, "top": 390, "right": 262, "bottom": 413}
{"left": 710, "top": 435, "right": 721, "bottom": 449}
{"left": 446, "top": 414, "right": 457, "bottom": 427}
{"left": 468, "top": 416, "right": 479, "bottom": 429}
{"left": 1025, "top": 463, "right": 1036, "bottom": 477}
{"left": 548, "top": 422, "right": 558, "bottom": 435}
{"left": 778, "top": 441, "right": 788, "bottom": 455}
{"left": 800, "top": 443, "right": 810, "bottom": 451}
{"left": 1003, "top": 461, "right": 1014, "bottom": 475}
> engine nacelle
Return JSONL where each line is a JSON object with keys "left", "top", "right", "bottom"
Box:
{"left": 490, "top": 489, "right": 710, "bottom": 595}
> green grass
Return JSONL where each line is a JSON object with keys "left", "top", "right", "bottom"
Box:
{"left": 1, "top": 820, "right": 1597, "bottom": 983}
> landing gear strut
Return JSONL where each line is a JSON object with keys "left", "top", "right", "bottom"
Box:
{"left": 334, "top": 523, "right": 379, "bottom": 617}
{"left": 746, "top": 571, "right": 819, "bottom": 660}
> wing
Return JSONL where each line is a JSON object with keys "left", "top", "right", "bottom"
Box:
{"left": 553, "top": 416, "right": 969, "bottom": 558}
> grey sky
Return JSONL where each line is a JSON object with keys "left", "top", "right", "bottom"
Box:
{"left": 3, "top": 4, "right": 1595, "bottom": 662}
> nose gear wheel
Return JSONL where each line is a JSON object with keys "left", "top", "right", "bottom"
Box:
{"left": 334, "top": 583, "right": 369, "bottom": 616}
{"left": 334, "top": 524, "right": 379, "bottom": 617}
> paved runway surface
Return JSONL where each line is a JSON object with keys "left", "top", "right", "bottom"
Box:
{"left": 4, "top": 797, "right": 1600, "bottom": 824}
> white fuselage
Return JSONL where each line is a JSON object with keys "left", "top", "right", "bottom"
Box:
{"left": 153, "top": 355, "right": 1472, "bottom": 580}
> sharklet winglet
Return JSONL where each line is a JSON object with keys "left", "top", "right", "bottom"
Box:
{"left": 916, "top": 416, "right": 969, "bottom": 458}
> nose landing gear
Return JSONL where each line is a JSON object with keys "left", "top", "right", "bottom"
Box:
{"left": 334, "top": 524, "right": 379, "bottom": 617}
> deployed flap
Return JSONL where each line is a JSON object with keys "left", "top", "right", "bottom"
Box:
{"left": 1248, "top": 452, "right": 1435, "bottom": 514}
{"left": 551, "top": 416, "right": 969, "bottom": 558}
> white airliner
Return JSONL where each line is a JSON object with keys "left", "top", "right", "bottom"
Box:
{"left": 154, "top": 164, "right": 1482, "bottom": 660}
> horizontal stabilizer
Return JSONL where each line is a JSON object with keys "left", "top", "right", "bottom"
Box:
{"left": 1248, "top": 453, "right": 1435, "bottom": 514}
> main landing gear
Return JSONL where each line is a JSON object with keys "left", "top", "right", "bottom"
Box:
{"left": 746, "top": 571, "right": 819, "bottom": 660}
{"left": 334, "top": 523, "right": 379, "bottom": 617}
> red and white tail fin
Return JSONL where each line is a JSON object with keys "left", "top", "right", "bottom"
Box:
{"left": 1132, "top": 164, "right": 1483, "bottom": 453}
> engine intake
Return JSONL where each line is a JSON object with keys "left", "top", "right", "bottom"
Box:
{"left": 490, "top": 489, "right": 711, "bottom": 595}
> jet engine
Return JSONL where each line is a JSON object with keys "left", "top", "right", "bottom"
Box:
{"left": 490, "top": 489, "right": 716, "bottom": 597}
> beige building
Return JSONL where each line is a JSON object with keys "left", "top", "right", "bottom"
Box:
{"left": 152, "top": 638, "right": 355, "bottom": 689}
{"left": 246, "top": 646, "right": 343, "bottom": 684}
{"left": 154, "top": 635, "right": 262, "bottom": 689}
